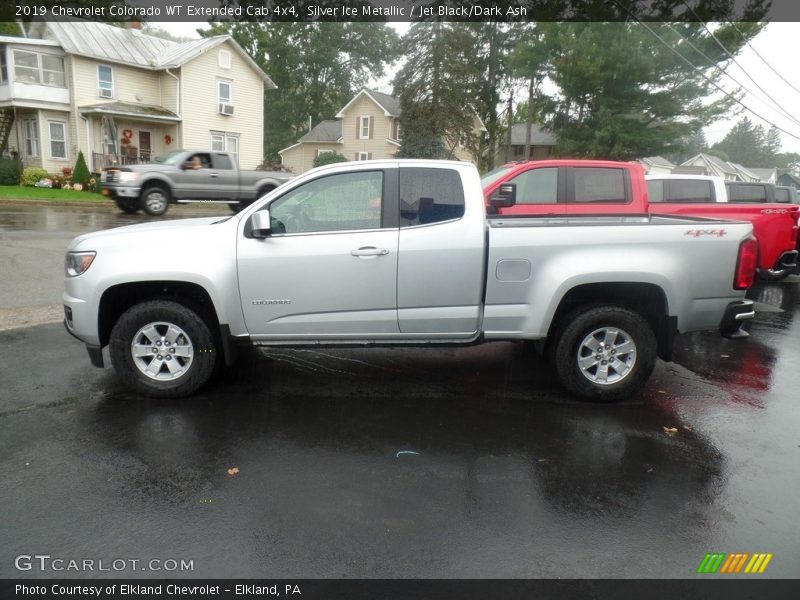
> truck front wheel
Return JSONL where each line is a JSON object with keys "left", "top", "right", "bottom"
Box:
{"left": 553, "top": 306, "right": 656, "bottom": 402}
{"left": 109, "top": 300, "right": 218, "bottom": 398}
{"left": 140, "top": 186, "right": 170, "bottom": 216}
{"left": 115, "top": 198, "right": 140, "bottom": 214}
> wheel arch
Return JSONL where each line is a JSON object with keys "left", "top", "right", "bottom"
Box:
{"left": 547, "top": 282, "right": 675, "bottom": 361}
{"left": 98, "top": 281, "right": 234, "bottom": 364}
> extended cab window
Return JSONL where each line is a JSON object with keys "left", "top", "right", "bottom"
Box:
{"left": 400, "top": 168, "right": 464, "bottom": 226}
{"left": 571, "top": 168, "right": 627, "bottom": 203}
{"left": 667, "top": 179, "right": 714, "bottom": 203}
{"left": 269, "top": 171, "right": 384, "bottom": 234}
{"left": 646, "top": 180, "right": 664, "bottom": 202}
{"left": 728, "top": 183, "right": 767, "bottom": 202}
{"left": 511, "top": 167, "right": 557, "bottom": 204}
{"left": 212, "top": 153, "right": 233, "bottom": 170}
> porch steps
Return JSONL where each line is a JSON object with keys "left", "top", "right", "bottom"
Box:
{"left": 0, "top": 109, "right": 14, "bottom": 156}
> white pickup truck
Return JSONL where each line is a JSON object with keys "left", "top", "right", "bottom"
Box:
{"left": 64, "top": 160, "right": 757, "bottom": 401}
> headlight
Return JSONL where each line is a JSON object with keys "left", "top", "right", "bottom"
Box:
{"left": 65, "top": 251, "right": 96, "bottom": 277}
{"left": 118, "top": 171, "right": 140, "bottom": 183}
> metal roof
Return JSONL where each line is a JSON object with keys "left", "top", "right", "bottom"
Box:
{"left": 336, "top": 89, "right": 401, "bottom": 118}
{"left": 79, "top": 100, "right": 180, "bottom": 122}
{"left": 39, "top": 21, "right": 174, "bottom": 68}
{"left": 28, "top": 22, "right": 275, "bottom": 87}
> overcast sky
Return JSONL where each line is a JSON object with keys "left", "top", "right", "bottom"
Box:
{"left": 160, "top": 21, "right": 800, "bottom": 156}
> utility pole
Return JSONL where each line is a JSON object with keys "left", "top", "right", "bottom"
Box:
{"left": 505, "top": 91, "right": 513, "bottom": 164}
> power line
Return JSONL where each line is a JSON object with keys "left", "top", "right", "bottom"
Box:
{"left": 609, "top": 0, "right": 800, "bottom": 142}
{"left": 662, "top": 22, "right": 800, "bottom": 129}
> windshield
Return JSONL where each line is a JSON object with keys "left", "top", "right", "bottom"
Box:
{"left": 481, "top": 166, "right": 515, "bottom": 188}
{"left": 156, "top": 151, "right": 187, "bottom": 165}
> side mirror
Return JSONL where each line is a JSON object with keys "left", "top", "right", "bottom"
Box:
{"left": 180, "top": 161, "right": 192, "bottom": 170}
{"left": 490, "top": 183, "right": 516, "bottom": 208}
{"left": 250, "top": 210, "right": 272, "bottom": 238}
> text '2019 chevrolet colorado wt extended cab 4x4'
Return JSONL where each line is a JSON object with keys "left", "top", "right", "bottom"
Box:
{"left": 66, "top": 160, "right": 756, "bottom": 402}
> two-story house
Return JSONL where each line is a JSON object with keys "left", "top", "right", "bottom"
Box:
{"left": 0, "top": 21, "right": 275, "bottom": 173}
{"left": 279, "top": 89, "right": 485, "bottom": 174}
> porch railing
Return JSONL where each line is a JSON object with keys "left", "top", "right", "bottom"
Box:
{"left": 92, "top": 150, "right": 153, "bottom": 170}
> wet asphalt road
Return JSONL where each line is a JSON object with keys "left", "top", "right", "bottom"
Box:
{"left": 0, "top": 203, "right": 799, "bottom": 579}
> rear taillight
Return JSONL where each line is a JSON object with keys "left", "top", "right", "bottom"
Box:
{"left": 734, "top": 237, "right": 758, "bottom": 290}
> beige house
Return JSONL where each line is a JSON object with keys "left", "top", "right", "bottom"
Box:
{"left": 279, "top": 89, "right": 485, "bottom": 174}
{"left": 0, "top": 21, "right": 275, "bottom": 174}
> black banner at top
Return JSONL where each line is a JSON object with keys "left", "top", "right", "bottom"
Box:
{"left": 5, "top": 0, "right": 800, "bottom": 23}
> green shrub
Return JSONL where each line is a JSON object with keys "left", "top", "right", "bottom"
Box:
{"left": 21, "top": 167, "right": 50, "bottom": 187}
{"left": 72, "top": 151, "right": 91, "bottom": 186}
{"left": 313, "top": 152, "right": 348, "bottom": 168}
{"left": 0, "top": 158, "right": 20, "bottom": 185}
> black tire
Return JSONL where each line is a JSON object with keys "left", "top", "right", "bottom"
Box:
{"left": 228, "top": 202, "right": 242, "bottom": 213}
{"left": 552, "top": 305, "right": 656, "bottom": 402}
{"left": 140, "top": 185, "right": 170, "bottom": 216}
{"left": 114, "top": 198, "right": 140, "bottom": 214}
{"left": 109, "top": 300, "right": 218, "bottom": 398}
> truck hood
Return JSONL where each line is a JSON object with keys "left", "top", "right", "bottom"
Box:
{"left": 68, "top": 216, "right": 235, "bottom": 251}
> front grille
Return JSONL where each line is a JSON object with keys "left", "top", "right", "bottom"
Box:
{"left": 105, "top": 170, "right": 120, "bottom": 184}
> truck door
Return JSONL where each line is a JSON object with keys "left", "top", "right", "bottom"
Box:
{"left": 172, "top": 152, "right": 218, "bottom": 199}
{"left": 238, "top": 168, "right": 400, "bottom": 338}
{"left": 563, "top": 166, "right": 633, "bottom": 215}
{"left": 210, "top": 152, "right": 239, "bottom": 201}
{"left": 497, "top": 166, "right": 565, "bottom": 216}
{"left": 396, "top": 166, "right": 484, "bottom": 335}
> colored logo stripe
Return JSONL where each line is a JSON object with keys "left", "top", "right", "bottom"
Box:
{"left": 697, "top": 553, "right": 726, "bottom": 574}
{"left": 697, "top": 553, "right": 773, "bottom": 574}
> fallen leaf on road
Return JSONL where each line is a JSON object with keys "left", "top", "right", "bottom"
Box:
{"left": 227, "top": 467, "right": 240, "bottom": 476}
{"left": 663, "top": 427, "right": 678, "bottom": 435}
{"left": 682, "top": 425, "right": 693, "bottom": 432}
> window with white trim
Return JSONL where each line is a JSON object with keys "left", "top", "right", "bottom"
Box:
{"left": 48, "top": 120, "right": 67, "bottom": 159}
{"left": 357, "top": 151, "right": 369, "bottom": 161}
{"left": 218, "top": 49, "right": 231, "bottom": 69}
{"left": 23, "top": 118, "right": 39, "bottom": 157}
{"left": 210, "top": 132, "right": 239, "bottom": 165}
{"left": 358, "top": 116, "right": 370, "bottom": 140}
{"left": 97, "top": 65, "right": 114, "bottom": 98}
{"left": 1, "top": 50, "right": 7, "bottom": 84}
{"left": 218, "top": 80, "right": 232, "bottom": 104}
{"left": 13, "top": 51, "right": 65, "bottom": 87}
{"left": 316, "top": 149, "right": 334, "bottom": 157}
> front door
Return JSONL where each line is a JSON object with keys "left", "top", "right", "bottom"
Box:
{"left": 138, "top": 131, "right": 151, "bottom": 162}
{"left": 238, "top": 169, "right": 400, "bottom": 338}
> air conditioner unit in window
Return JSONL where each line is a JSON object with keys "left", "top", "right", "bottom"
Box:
{"left": 218, "top": 103, "right": 234, "bottom": 116}
{"left": 99, "top": 88, "right": 113, "bottom": 99}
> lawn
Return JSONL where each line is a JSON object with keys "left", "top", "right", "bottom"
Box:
{"left": 0, "top": 185, "right": 106, "bottom": 203}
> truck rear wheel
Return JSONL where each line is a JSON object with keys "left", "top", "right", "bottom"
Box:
{"left": 553, "top": 305, "right": 656, "bottom": 402}
{"left": 109, "top": 300, "right": 218, "bottom": 398}
{"left": 140, "top": 186, "right": 169, "bottom": 216}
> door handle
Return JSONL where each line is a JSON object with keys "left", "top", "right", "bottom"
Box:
{"left": 209, "top": 173, "right": 219, "bottom": 178}
{"left": 350, "top": 247, "right": 389, "bottom": 257}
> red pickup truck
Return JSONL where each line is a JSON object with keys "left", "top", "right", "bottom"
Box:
{"left": 482, "top": 160, "right": 799, "bottom": 281}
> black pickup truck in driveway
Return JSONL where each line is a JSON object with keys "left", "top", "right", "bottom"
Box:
{"left": 101, "top": 149, "right": 294, "bottom": 216}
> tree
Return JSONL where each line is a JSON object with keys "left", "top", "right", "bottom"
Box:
{"left": 72, "top": 151, "right": 91, "bottom": 185}
{"left": 712, "top": 118, "right": 800, "bottom": 169}
{"left": 512, "top": 20, "right": 765, "bottom": 160}
{"left": 204, "top": 22, "right": 400, "bottom": 162}
{"left": 312, "top": 152, "right": 348, "bottom": 168}
{"left": 393, "top": 23, "right": 481, "bottom": 159}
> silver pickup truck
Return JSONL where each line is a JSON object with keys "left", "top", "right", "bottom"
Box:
{"left": 100, "top": 149, "right": 293, "bottom": 216}
{"left": 66, "top": 160, "right": 756, "bottom": 401}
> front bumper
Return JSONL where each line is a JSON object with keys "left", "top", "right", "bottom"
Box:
{"left": 101, "top": 184, "right": 141, "bottom": 199}
{"left": 719, "top": 299, "right": 755, "bottom": 339}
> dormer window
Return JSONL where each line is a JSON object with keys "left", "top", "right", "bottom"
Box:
{"left": 97, "top": 65, "right": 114, "bottom": 99}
